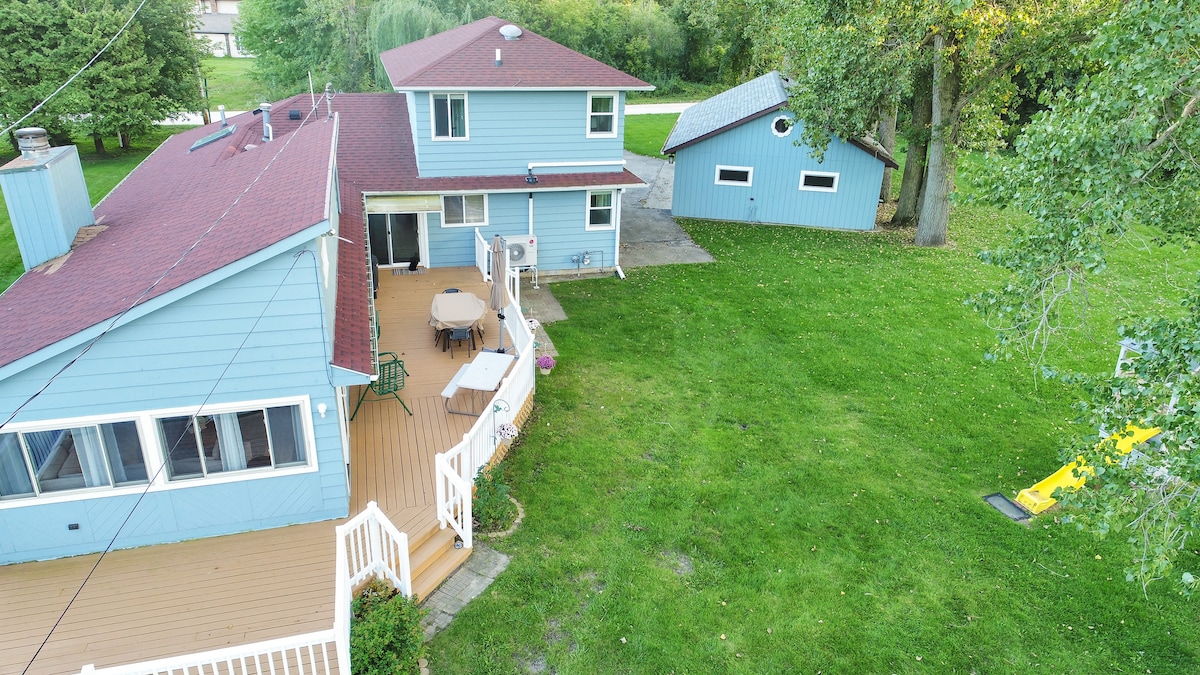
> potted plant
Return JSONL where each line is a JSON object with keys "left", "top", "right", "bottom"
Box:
{"left": 536, "top": 354, "right": 556, "bottom": 375}
{"left": 496, "top": 422, "right": 519, "bottom": 441}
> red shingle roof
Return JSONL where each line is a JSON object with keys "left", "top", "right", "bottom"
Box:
{"left": 379, "top": 16, "right": 652, "bottom": 90}
{"left": 0, "top": 111, "right": 336, "bottom": 370}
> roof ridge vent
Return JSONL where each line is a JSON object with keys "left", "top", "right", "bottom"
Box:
{"left": 499, "top": 24, "right": 522, "bottom": 40}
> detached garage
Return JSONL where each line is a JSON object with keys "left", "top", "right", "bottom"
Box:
{"left": 662, "top": 71, "right": 897, "bottom": 231}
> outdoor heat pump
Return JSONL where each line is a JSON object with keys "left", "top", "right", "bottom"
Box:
{"left": 503, "top": 235, "right": 537, "bottom": 267}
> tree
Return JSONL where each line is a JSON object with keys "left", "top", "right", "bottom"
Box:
{"left": 0, "top": 0, "right": 204, "bottom": 154}
{"left": 974, "top": 0, "right": 1200, "bottom": 594}
{"left": 781, "top": 0, "right": 1107, "bottom": 246}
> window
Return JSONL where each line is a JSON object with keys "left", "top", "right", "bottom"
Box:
{"left": 587, "top": 93, "right": 616, "bottom": 137}
{"left": 441, "top": 195, "right": 487, "bottom": 227}
{"left": 0, "top": 421, "right": 147, "bottom": 499}
{"left": 771, "top": 115, "right": 792, "bottom": 137}
{"left": 159, "top": 405, "right": 308, "bottom": 481}
{"left": 586, "top": 191, "right": 615, "bottom": 230}
{"left": 715, "top": 165, "right": 754, "bottom": 187}
{"left": 431, "top": 93, "right": 468, "bottom": 139}
{"left": 799, "top": 170, "right": 839, "bottom": 192}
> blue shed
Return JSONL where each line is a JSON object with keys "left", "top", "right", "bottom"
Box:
{"left": 663, "top": 71, "right": 897, "bottom": 231}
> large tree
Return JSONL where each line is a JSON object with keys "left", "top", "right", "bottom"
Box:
{"left": 0, "top": 0, "right": 204, "bottom": 154}
{"left": 975, "top": 0, "right": 1200, "bottom": 594}
{"left": 781, "top": 0, "right": 1107, "bottom": 246}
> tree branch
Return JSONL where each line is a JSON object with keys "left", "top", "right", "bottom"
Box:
{"left": 1145, "top": 89, "right": 1200, "bottom": 153}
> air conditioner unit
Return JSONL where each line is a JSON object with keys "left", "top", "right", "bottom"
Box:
{"left": 503, "top": 235, "right": 537, "bottom": 267}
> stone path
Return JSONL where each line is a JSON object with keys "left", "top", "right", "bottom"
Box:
{"left": 420, "top": 543, "right": 510, "bottom": 641}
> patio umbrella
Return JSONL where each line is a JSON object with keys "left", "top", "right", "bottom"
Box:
{"left": 488, "top": 234, "right": 511, "bottom": 353}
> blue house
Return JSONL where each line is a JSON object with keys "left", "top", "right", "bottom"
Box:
{"left": 0, "top": 16, "right": 648, "bottom": 569}
{"left": 663, "top": 71, "right": 897, "bottom": 231}
{"left": 372, "top": 16, "right": 650, "bottom": 275}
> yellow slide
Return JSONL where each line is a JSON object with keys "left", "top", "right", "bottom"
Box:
{"left": 1016, "top": 426, "right": 1161, "bottom": 515}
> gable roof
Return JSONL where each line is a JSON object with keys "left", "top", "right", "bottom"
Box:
{"left": 661, "top": 71, "right": 899, "bottom": 169}
{"left": 0, "top": 107, "right": 337, "bottom": 370}
{"left": 379, "top": 16, "right": 652, "bottom": 91}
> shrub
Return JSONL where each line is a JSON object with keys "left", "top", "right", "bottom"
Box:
{"left": 350, "top": 578, "right": 426, "bottom": 675}
{"left": 474, "top": 465, "right": 517, "bottom": 532}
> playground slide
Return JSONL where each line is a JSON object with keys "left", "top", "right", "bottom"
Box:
{"left": 1016, "top": 426, "right": 1161, "bottom": 515}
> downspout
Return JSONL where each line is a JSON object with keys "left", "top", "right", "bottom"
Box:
{"left": 528, "top": 192, "right": 534, "bottom": 236}
{"left": 614, "top": 188, "right": 626, "bottom": 279}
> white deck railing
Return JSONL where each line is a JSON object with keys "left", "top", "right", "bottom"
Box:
{"left": 78, "top": 630, "right": 340, "bottom": 675}
{"left": 435, "top": 299, "right": 535, "bottom": 550}
{"left": 475, "top": 228, "right": 490, "bottom": 281}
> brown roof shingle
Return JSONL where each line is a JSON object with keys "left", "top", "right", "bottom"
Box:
{"left": 379, "top": 16, "right": 652, "bottom": 90}
{"left": 0, "top": 112, "right": 337, "bottom": 370}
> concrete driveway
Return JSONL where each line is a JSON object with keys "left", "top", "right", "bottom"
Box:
{"left": 620, "top": 151, "right": 714, "bottom": 269}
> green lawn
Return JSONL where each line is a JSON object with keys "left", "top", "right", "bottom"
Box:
{"left": 624, "top": 113, "right": 679, "bottom": 158}
{"left": 201, "top": 57, "right": 262, "bottom": 110}
{"left": 0, "top": 126, "right": 190, "bottom": 290}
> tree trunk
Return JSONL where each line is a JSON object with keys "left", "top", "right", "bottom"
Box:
{"left": 92, "top": 132, "right": 105, "bottom": 155}
{"left": 915, "top": 33, "right": 960, "bottom": 247}
{"left": 877, "top": 106, "right": 897, "bottom": 202}
{"left": 119, "top": 131, "right": 130, "bottom": 149}
{"left": 892, "top": 64, "right": 932, "bottom": 225}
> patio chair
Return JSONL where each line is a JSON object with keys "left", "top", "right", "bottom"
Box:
{"left": 442, "top": 288, "right": 461, "bottom": 293}
{"left": 446, "top": 326, "right": 475, "bottom": 359}
{"left": 351, "top": 352, "right": 412, "bottom": 419}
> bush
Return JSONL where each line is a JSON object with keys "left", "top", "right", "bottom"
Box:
{"left": 350, "top": 578, "right": 426, "bottom": 675}
{"left": 474, "top": 465, "right": 517, "bottom": 532}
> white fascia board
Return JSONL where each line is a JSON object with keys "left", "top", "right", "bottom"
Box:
{"left": 323, "top": 113, "right": 340, "bottom": 222}
{"left": 396, "top": 85, "right": 655, "bottom": 92}
{"left": 0, "top": 222, "right": 332, "bottom": 382}
{"left": 362, "top": 183, "right": 646, "bottom": 197}
{"left": 331, "top": 363, "right": 373, "bottom": 385}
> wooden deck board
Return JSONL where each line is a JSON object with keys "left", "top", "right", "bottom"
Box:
{"left": 1, "top": 267, "right": 499, "bottom": 675}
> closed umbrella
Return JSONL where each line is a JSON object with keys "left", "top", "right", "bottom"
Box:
{"left": 488, "top": 234, "right": 511, "bottom": 353}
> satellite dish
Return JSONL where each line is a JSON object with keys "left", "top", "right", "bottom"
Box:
{"left": 499, "top": 24, "right": 523, "bottom": 40}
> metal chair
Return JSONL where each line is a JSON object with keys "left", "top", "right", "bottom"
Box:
{"left": 446, "top": 326, "right": 475, "bottom": 358}
{"left": 351, "top": 352, "right": 412, "bottom": 419}
{"left": 442, "top": 288, "right": 461, "bottom": 293}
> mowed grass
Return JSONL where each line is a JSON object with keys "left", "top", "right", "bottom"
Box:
{"left": 624, "top": 113, "right": 678, "bottom": 158}
{"left": 429, "top": 140, "right": 1200, "bottom": 670}
{"left": 0, "top": 126, "right": 190, "bottom": 291}
{"left": 201, "top": 57, "right": 262, "bottom": 110}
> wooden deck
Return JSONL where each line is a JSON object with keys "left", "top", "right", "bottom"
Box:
{"left": 0, "top": 267, "right": 501, "bottom": 675}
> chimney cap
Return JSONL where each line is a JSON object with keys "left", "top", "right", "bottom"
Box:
{"left": 15, "top": 128, "right": 51, "bottom": 160}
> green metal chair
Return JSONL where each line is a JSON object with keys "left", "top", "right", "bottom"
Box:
{"left": 351, "top": 352, "right": 412, "bottom": 419}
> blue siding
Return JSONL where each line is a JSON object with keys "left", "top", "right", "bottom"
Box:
{"left": 423, "top": 190, "right": 618, "bottom": 272}
{"left": 0, "top": 243, "right": 347, "bottom": 564}
{"left": 670, "top": 115, "right": 884, "bottom": 230}
{"left": 0, "top": 146, "right": 94, "bottom": 271}
{"left": 411, "top": 91, "right": 625, "bottom": 177}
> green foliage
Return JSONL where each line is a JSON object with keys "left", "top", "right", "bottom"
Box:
{"left": 369, "top": 0, "right": 458, "bottom": 90}
{"left": 350, "top": 578, "right": 427, "bottom": 675}
{"left": 473, "top": 464, "right": 516, "bottom": 532}
{"left": 0, "top": 0, "right": 204, "bottom": 150}
{"left": 200, "top": 57, "right": 265, "bottom": 110}
{"left": 975, "top": 0, "right": 1200, "bottom": 592}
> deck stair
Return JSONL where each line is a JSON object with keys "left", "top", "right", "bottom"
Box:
{"left": 406, "top": 519, "right": 473, "bottom": 601}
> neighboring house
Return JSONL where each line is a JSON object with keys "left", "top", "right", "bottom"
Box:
{"left": 194, "top": 0, "right": 247, "bottom": 57}
{"left": 663, "top": 71, "right": 898, "bottom": 231}
{"left": 374, "top": 17, "right": 650, "bottom": 274}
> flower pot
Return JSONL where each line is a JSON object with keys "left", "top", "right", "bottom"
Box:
{"left": 539, "top": 367, "right": 552, "bottom": 375}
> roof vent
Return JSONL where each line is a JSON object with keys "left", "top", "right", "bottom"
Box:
{"left": 499, "top": 24, "right": 522, "bottom": 40}
{"left": 16, "top": 128, "right": 51, "bottom": 160}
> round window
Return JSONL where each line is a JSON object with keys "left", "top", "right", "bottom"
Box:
{"left": 771, "top": 115, "right": 792, "bottom": 137}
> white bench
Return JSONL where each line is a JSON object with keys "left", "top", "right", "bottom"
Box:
{"left": 442, "top": 363, "right": 473, "bottom": 413}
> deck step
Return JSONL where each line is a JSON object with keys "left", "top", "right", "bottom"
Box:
{"left": 412, "top": 532, "right": 472, "bottom": 601}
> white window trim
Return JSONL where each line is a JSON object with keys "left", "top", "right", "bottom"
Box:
{"left": 429, "top": 92, "right": 469, "bottom": 141}
{"left": 0, "top": 395, "right": 320, "bottom": 509}
{"left": 440, "top": 194, "right": 489, "bottom": 228}
{"left": 585, "top": 190, "right": 616, "bottom": 231}
{"left": 771, "top": 115, "right": 793, "bottom": 138}
{"left": 715, "top": 165, "right": 754, "bottom": 187}
{"left": 586, "top": 92, "right": 618, "bottom": 139}
{"left": 799, "top": 170, "right": 839, "bottom": 193}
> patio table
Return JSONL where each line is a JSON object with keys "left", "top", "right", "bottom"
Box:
{"left": 429, "top": 292, "right": 486, "bottom": 331}
{"left": 443, "top": 351, "right": 517, "bottom": 415}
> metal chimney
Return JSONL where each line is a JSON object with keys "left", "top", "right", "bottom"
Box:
{"left": 16, "top": 128, "right": 51, "bottom": 160}
{"left": 260, "top": 103, "right": 273, "bottom": 142}
{"left": 218, "top": 104, "right": 227, "bottom": 127}
{"left": 325, "top": 82, "right": 333, "bottom": 120}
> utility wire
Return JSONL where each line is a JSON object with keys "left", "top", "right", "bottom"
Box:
{"left": 1, "top": 0, "right": 151, "bottom": 138}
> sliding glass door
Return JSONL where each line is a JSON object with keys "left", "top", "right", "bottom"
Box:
{"left": 367, "top": 213, "right": 420, "bottom": 267}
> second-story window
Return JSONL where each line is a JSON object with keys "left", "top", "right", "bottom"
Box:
{"left": 432, "top": 93, "right": 468, "bottom": 140}
{"left": 587, "top": 93, "right": 616, "bottom": 138}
